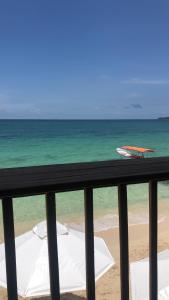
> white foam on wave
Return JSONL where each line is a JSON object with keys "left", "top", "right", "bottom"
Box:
{"left": 68, "top": 213, "right": 166, "bottom": 233}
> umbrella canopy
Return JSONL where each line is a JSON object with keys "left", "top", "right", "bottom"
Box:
{"left": 0, "top": 221, "right": 114, "bottom": 298}
{"left": 130, "top": 250, "right": 169, "bottom": 300}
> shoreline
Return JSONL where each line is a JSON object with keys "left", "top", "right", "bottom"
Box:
{"left": 0, "top": 207, "right": 167, "bottom": 243}
{"left": 0, "top": 197, "right": 169, "bottom": 242}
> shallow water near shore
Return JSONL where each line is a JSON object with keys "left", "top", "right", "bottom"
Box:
{"left": 0, "top": 184, "right": 169, "bottom": 242}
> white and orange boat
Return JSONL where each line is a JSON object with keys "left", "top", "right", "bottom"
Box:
{"left": 116, "top": 145, "right": 154, "bottom": 159}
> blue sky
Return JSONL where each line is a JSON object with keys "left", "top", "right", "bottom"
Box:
{"left": 0, "top": 0, "right": 169, "bottom": 119}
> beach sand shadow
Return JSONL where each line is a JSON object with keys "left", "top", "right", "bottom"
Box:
{"left": 61, "top": 295, "right": 85, "bottom": 300}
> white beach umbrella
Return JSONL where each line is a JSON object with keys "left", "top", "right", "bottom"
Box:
{"left": 0, "top": 221, "right": 114, "bottom": 298}
{"left": 130, "top": 250, "right": 169, "bottom": 300}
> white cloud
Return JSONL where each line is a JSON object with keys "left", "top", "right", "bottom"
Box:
{"left": 126, "top": 92, "right": 142, "bottom": 99}
{"left": 99, "top": 74, "right": 112, "bottom": 80}
{"left": 121, "top": 78, "right": 169, "bottom": 85}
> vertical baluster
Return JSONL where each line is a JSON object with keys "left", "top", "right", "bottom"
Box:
{"left": 149, "top": 180, "right": 158, "bottom": 300}
{"left": 118, "top": 184, "right": 129, "bottom": 300}
{"left": 84, "top": 188, "right": 95, "bottom": 300}
{"left": 2, "top": 197, "right": 18, "bottom": 300}
{"left": 46, "top": 192, "right": 60, "bottom": 300}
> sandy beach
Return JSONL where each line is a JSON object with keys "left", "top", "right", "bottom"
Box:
{"left": 1, "top": 200, "right": 169, "bottom": 300}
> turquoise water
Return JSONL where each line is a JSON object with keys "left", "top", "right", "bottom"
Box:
{"left": 0, "top": 119, "right": 169, "bottom": 224}
{"left": 1, "top": 119, "right": 169, "bottom": 168}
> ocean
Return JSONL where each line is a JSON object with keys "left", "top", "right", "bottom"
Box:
{"left": 0, "top": 119, "right": 169, "bottom": 230}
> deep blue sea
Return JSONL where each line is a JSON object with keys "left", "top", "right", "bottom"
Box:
{"left": 0, "top": 119, "right": 169, "bottom": 226}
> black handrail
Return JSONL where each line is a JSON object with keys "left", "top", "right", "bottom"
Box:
{"left": 0, "top": 157, "right": 167, "bottom": 299}
{"left": 0, "top": 157, "right": 169, "bottom": 197}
